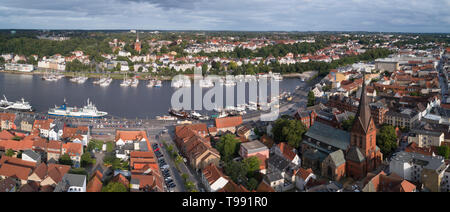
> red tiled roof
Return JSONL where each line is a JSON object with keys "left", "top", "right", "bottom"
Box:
{"left": 215, "top": 116, "right": 243, "bottom": 129}
{"left": 254, "top": 181, "right": 275, "bottom": 192}
{"left": 0, "top": 163, "right": 32, "bottom": 180}
{"left": 0, "top": 113, "right": 16, "bottom": 123}
{"left": 277, "top": 142, "right": 297, "bottom": 161}
{"left": 62, "top": 142, "right": 83, "bottom": 156}
{"left": 87, "top": 171, "right": 103, "bottom": 192}
{"left": 111, "top": 173, "right": 130, "bottom": 189}
{"left": 33, "top": 119, "right": 54, "bottom": 130}
{"left": 46, "top": 164, "right": 71, "bottom": 183}
{"left": 297, "top": 168, "right": 314, "bottom": 181}
{"left": 0, "top": 130, "right": 15, "bottom": 140}
{"left": 202, "top": 164, "right": 227, "bottom": 185}
{"left": 0, "top": 156, "right": 36, "bottom": 169}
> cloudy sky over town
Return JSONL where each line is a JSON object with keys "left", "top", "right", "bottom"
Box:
{"left": 0, "top": 0, "right": 449, "bottom": 32}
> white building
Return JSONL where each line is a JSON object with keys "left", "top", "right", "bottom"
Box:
{"left": 389, "top": 151, "right": 446, "bottom": 184}
{"left": 408, "top": 129, "right": 444, "bottom": 148}
{"left": 4, "top": 63, "right": 34, "bottom": 72}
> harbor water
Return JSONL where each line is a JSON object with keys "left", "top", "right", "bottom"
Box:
{"left": 0, "top": 73, "right": 305, "bottom": 119}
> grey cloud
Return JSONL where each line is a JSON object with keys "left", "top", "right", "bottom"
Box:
{"left": 0, "top": 0, "right": 448, "bottom": 32}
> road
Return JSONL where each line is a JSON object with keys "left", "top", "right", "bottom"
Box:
{"left": 148, "top": 128, "right": 204, "bottom": 192}
{"left": 438, "top": 54, "right": 448, "bottom": 103}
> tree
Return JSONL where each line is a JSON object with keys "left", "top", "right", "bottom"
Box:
{"left": 5, "top": 149, "right": 15, "bottom": 157}
{"left": 247, "top": 178, "right": 259, "bottom": 191}
{"left": 216, "top": 134, "right": 240, "bottom": 161}
{"left": 307, "top": 91, "right": 315, "bottom": 107}
{"left": 272, "top": 118, "right": 307, "bottom": 148}
{"left": 102, "top": 182, "right": 127, "bottom": 192}
{"left": 243, "top": 156, "right": 260, "bottom": 177}
{"left": 59, "top": 154, "right": 73, "bottom": 166}
{"left": 224, "top": 160, "right": 247, "bottom": 185}
{"left": 69, "top": 168, "right": 88, "bottom": 176}
{"left": 437, "top": 146, "right": 450, "bottom": 159}
{"left": 376, "top": 125, "right": 398, "bottom": 157}
{"left": 81, "top": 153, "right": 96, "bottom": 167}
{"left": 342, "top": 116, "right": 355, "bottom": 131}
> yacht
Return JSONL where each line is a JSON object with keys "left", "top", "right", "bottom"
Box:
{"left": 272, "top": 73, "right": 283, "bottom": 81}
{"left": 99, "top": 78, "right": 112, "bottom": 87}
{"left": 199, "top": 79, "right": 214, "bottom": 88}
{"left": 182, "top": 79, "right": 191, "bottom": 87}
{"left": 224, "top": 78, "right": 236, "bottom": 87}
{"left": 42, "top": 74, "right": 58, "bottom": 81}
{"left": 171, "top": 80, "right": 183, "bottom": 88}
{"left": 190, "top": 111, "right": 202, "bottom": 119}
{"left": 131, "top": 77, "right": 139, "bottom": 87}
{"left": 93, "top": 77, "right": 105, "bottom": 85}
{"left": 154, "top": 80, "right": 162, "bottom": 87}
{"left": 147, "top": 79, "right": 155, "bottom": 88}
{"left": 120, "top": 74, "right": 132, "bottom": 87}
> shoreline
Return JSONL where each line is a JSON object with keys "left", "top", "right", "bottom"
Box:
{"left": 0, "top": 70, "right": 304, "bottom": 80}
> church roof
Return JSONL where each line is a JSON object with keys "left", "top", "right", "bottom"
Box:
{"left": 346, "top": 146, "right": 365, "bottom": 162}
{"left": 328, "top": 150, "right": 346, "bottom": 167}
{"left": 353, "top": 78, "right": 373, "bottom": 133}
{"left": 305, "top": 122, "right": 350, "bottom": 151}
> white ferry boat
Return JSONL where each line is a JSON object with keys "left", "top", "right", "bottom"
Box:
{"left": 0, "top": 96, "right": 33, "bottom": 111}
{"left": 48, "top": 99, "right": 108, "bottom": 118}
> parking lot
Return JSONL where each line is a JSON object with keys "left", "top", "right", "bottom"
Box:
{"left": 148, "top": 130, "right": 188, "bottom": 192}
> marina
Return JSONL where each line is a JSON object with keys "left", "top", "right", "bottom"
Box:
{"left": 0, "top": 72, "right": 304, "bottom": 119}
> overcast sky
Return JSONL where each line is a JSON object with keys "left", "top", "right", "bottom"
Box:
{"left": 0, "top": 0, "right": 449, "bottom": 32}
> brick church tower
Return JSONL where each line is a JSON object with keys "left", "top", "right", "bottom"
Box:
{"left": 345, "top": 77, "right": 383, "bottom": 179}
{"left": 134, "top": 32, "right": 141, "bottom": 53}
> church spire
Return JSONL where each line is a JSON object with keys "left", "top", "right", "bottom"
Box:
{"left": 353, "top": 74, "right": 372, "bottom": 133}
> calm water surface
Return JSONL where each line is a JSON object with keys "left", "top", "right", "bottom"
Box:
{"left": 0, "top": 73, "right": 304, "bottom": 119}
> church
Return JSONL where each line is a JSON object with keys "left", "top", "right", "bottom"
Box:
{"left": 301, "top": 81, "right": 383, "bottom": 180}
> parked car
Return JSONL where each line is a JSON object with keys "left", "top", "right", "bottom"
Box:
{"left": 161, "top": 165, "right": 170, "bottom": 170}
{"left": 168, "top": 183, "right": 176, "bottom": 188}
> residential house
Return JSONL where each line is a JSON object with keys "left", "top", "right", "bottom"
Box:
{"left": 28, "top": 163, "right": 71, "bottom": 187}
{"left": 389, "top": 151, "right": 448, "bottom": 192}
{"left": 295, "top": 168, "right": 316, "bottom": 191}
{"left": 62, "top": 142, "right": 83, "bottom": 167}
{"left": 87, "top": 170, "right": 103, "bottom": 192}
{"left": 408, "top": 129, "right": 444, "bottom": 148}
{"left": 294, "top": 109, "right": 317, "bottom": 129}
{"left": 201, "top": 163, "right": 229, "bottom": 192}
{"left": 272, "top": 142, "right": 301, "bottom": 166}
{"left": 33, "top": 119, "right": 54, "bottom": 138}
{"left": 0, "top": 156, "right": 36, "bottom": 185}
{"left": 239, "top": 140, "right": 269, "bottom": 173}
{"left": 0, "top": 177, "right": 17, "bottom": 192}
{"left": 22, "top": 150, "right": 41, "bottom": 164}
{"left": 62, "top": 126, "right": 89, "bottom": 146}
{"left": 362, "top": 171, "right": 416, "bottom": 192}
{"left": 54, "top": 173, "right": 86, "bottom": 192}
{"left": 130, "top": 173, "right": 164, "bottom": 192}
